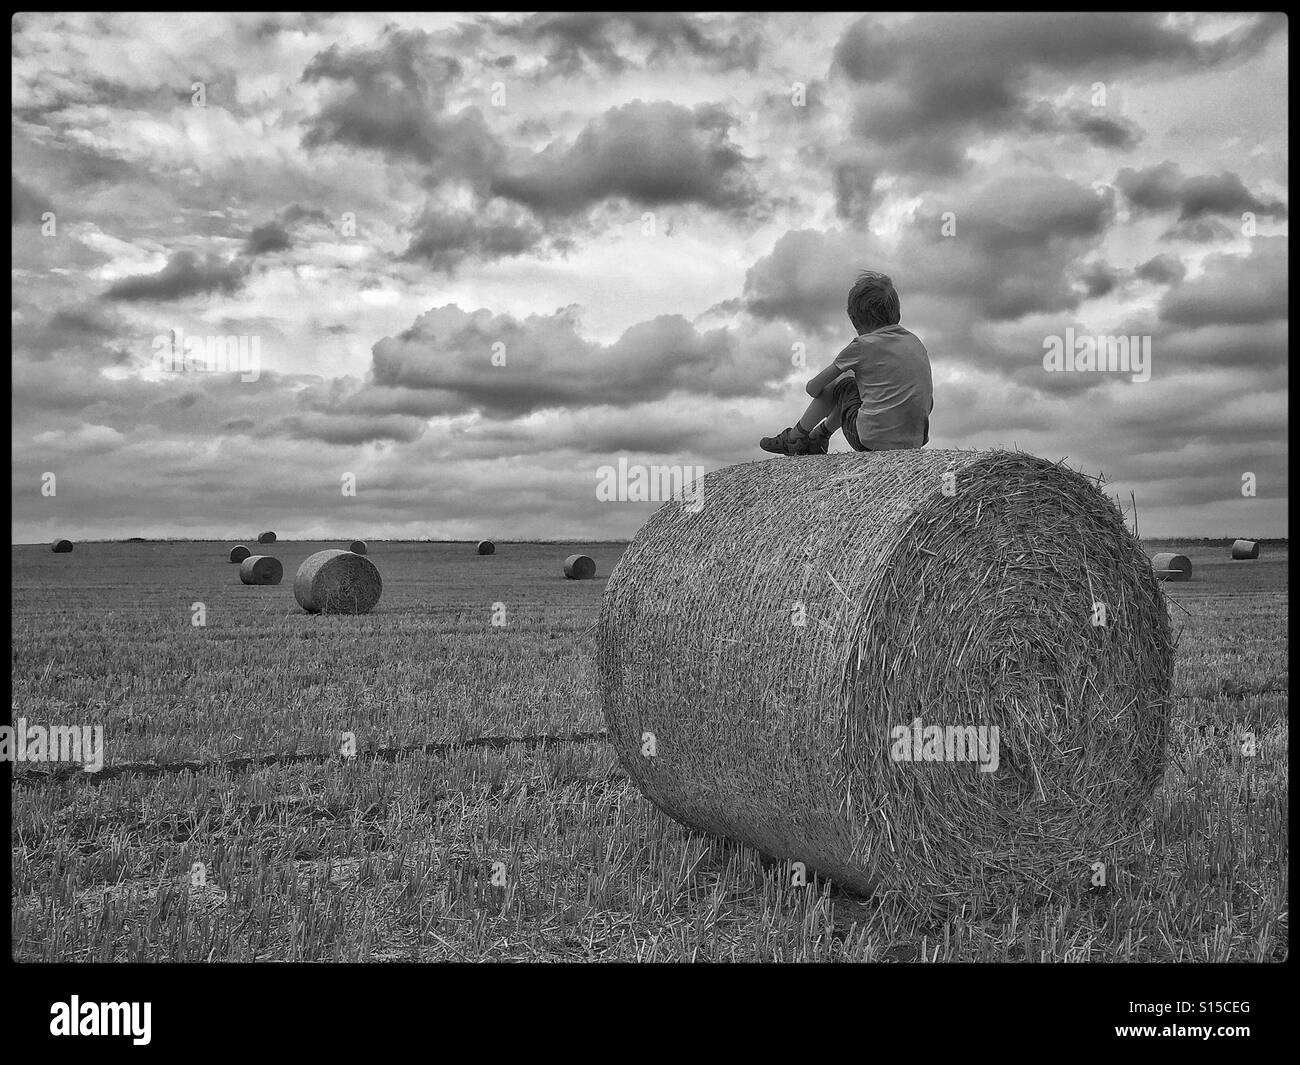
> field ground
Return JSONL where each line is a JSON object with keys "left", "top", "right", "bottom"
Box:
{"left": 10, "top": 538, "right": 1288, "bottom": 961}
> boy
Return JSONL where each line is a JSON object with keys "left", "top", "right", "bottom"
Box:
{"left": 760, "top": 271, "right": 933, "bottom": 455}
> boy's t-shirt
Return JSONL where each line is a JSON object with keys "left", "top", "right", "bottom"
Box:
{"left": 830, "top": 324, "right": 933, "bottom": 450}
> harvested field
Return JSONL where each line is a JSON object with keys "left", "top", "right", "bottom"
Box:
{"left": 9, "top": 538, "right": 1288, "bottom": 961}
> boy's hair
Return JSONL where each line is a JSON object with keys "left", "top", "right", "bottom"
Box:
{"left": 847, "top": 270, "right": 900, "bottom": 333}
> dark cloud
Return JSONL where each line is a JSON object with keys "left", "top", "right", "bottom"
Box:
{"left": 830, "top": 146, "right": 879, "bottom": 224}
{"left": 1158, "top": 237, "right": 1287, "bottom": 328}
{"left": 497, "top": 12, "right": 762, "bottom": 75}
{"left": 301, "top": 27, "right": 501, "bottom": 186}
{"left": 490, "top": 100, "right": 757, "bottom": 216}
{"left": 245, "top": 223, "right": 293, "bottom": 255}
{"left": 280, "top": 203, "right": 331, "bottom": 227}
{"left": 745, "top": 174, "right": 1115, "bottom": 330}
{"left": 1134, "top": 253, "right": 1186, "bottom": 285}
{"left": 401, "top": 202, "right": 545, "bottom": 270}
{"left": 103, "top": 251, "right": 248, "bottom": 302}
{"left": 1068, "top": 110, "right": 1143, "bottom": 149}
{"left": 274, "top": 411, "right": 428, "bottom": 445}
{"left": 1079, "top": 261, "right": 1120, "bottom": 298}
{"left": 1161, "top": 218, "right": 1238, "bottom": 243}
{"left": 244, "top": 204, "right": 335, "bottom": 255}
{"left": 367, "top": 303, "right": 787, "bottom": 418}
{"left": 1117, "top": 161, "right": 1287, "bottom": 220}
{"left": 302, "top": 30, "right": 758, "bottom": 219}
{"left": 832, "top": 13, "right": 1281, "bottom": 180}
{"left": 13, "top": 304, "right": 131, "bottom": 366}
{"left": 12, "top": 174, "right": 48, "bottom": 223}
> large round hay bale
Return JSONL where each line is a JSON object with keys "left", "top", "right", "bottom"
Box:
{"left": 229, "top": 545, "right": 251, "bottom": 563}
{"left": 349, "top": 540, "right": 368, "bottom": 555}
{"left": 294, "top": 549, "right": 382, "bottom": 614}
{"left": 564, "top": 554, "right": 596, "bottom": 579}
{"left": 1230, "top": 539, "right": 1259, "bottom": 560}
{"left": 257, "top": 531, "right": 276, "bottom": 544}
{"left": 598, "top": 450, "right": 1174, "bottom": 922}
{"left": 1150, "top": 552, "right": 1191, "bottom": 581}
{"left": 51, "top": 539, "right": 74, "bottom": 553}
{"left": 477, "top": 540, "right": 495, "bottom": 555}
{"left": 239, "top": 555, "right": 283, "bottom": 585}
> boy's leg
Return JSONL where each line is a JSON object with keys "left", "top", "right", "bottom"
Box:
{"left": 760, "top": 372, "right": 852, "bottom": 455}
{"left": 795, "top": 392, "right": 836, "bottom": 433}
{"left": 796, "top": 371, "right": 853, "bottom": 433}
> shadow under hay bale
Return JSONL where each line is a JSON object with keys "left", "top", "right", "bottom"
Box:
{"left": 1231, "top": 538, "right": 1259, "bottom": 560}
{"left": 294, "top": 549, "right": 382, "bottom": 614}
{"left": 51, "top": 539, "right": 74, "bottom": 553}
{"left": 239, "top": 555, "right": 283, "bottom": 585}
{"left": 1150, "top": 551, "right": 1192, "bottom": 581}
{"left": 564, "top": 554, "right": 596, "bottom": 579}
{"left": 257, "top": 531, "right": 276, "bottom": 544}
{"left": 349, "top": 540, "right": 368, "bottom": 555}
{"left": 229, "top": 545, "right": 251, "bottom": 563}
{"left": 598, "top": 449, "right": 1174, "bottom": 924}
{"left": 477, "top": 540, "right": 495, "bottom": 555}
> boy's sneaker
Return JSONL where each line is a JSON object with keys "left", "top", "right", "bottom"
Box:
{"left": 760, "top": 425, "right": 828, "bottom": 456}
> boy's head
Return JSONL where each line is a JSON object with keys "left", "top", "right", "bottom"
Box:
{"left": 847, "top": 270, "right": 900, "bottom": 334}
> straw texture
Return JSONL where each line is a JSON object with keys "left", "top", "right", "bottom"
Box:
{"left": 564, "top": 554, "right": 596, "bottom": 579}
{"left": 1231, "top": 539, "right": 1259, "bottom": 560}
{"left": 349, "top": 540, "right": 368, "bottom": 555}
{"left": 1150, "top": 552, "right": 1191, "bottom": 581}
{"left": 229, "top": 545, "right": 251, "bottom": 563}
{"left": 477, "top": 540, "right": 496, "bottom": 555}
{"left": 51, "top": 539, "right": 74, "bottom": 553}
{"left": 294, "top": 549, "right": 382, "bottom": 614}
{"left": 239, "top": 555, "right": 283, "bottom": 585}
{"left": 257, "top": 531, "right": 276, "bottom": 544}
{"left": 598, "top": 449, "right": 1174, "bottom": 922}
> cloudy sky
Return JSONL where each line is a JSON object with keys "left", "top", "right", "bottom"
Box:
{"left": 11, "top": 12, "right": 1288, "bottom": 542}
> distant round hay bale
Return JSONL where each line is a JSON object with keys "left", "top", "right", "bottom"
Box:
{"left": 349, "top": 540, "right": 368, "bottom": 555}
{"left": 51, "top": 538, "right": 74, "bottom": 553}
{"left": 294, "top": 549, "right": 382, "bottom": 614}
{"left": 1230, "top": 539, "right": 1259, "bottom": 560}
{"left": 257, "top": 531, "right": 276, "bottom": 544}
{"left": 564, "top": 553, "right": 596, "bottom": 579}
{"left": 229, "top": 545, "right": 251, "bottom": 563}
{"left": 1150, "top": 552, "right": 1192, "bottom": 581}
{"left": 239, "top": 555, "right": 283, "bottom": 585}
{"left": 598, "top": 450, "right": 1174, "bottom": 922}
{"left": 477, "top": 540, "right": 495, "bottom": 555}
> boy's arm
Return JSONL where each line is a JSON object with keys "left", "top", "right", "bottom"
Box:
{"left": 805, "top": 337, "right": 868, "bottom": 396}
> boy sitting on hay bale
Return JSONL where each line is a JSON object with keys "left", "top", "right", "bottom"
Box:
{"left": 761, "top": 271, "right": 933, "bottom": 455}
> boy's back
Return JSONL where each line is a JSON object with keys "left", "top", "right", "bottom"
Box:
{"left": 831, "top": 324, "right": 933, "bottom": 450}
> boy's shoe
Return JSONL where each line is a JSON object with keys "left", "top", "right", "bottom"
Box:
{"left": 760, "top": 425, "right": 828, "bottom": 455}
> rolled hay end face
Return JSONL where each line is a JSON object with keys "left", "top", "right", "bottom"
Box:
{"left": 564, "top": 553, "right": 596, "bottom": 579}
{"left": 294, "top": 549, "right": 382, "bottom": 614}
{"left": 51, "top": 539, "right": 74, "bottom": 553}
{"left": 477, "top": 540, "right": 496, "bottom": 555}
{"left": 229, "top": 545, "right": 251, "bottom": 563}
{"left": 1150, "top": 552, "right": 1192, "bottom": 581}
{"left": 257, "top": 530, "right": 277, "bottom": 544}
{"left": 239, "top": 555, "right": 283, "bottom": 585}
{"left": 598, "top": 449, "right": 1175, "bottom": 923}
{"left": 1230, "top": 539, "right": 1259, "bottom": 560}
{"left": 349, "top": 540, "right": 368, "bottom": 555}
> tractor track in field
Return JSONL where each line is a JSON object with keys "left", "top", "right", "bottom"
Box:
{"left": 10, "top": 730, "right": 610, "bottom": 787}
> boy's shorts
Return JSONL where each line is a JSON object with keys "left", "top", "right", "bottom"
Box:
{"left": 831, "top": 376, "right": 869, "bottom": 452}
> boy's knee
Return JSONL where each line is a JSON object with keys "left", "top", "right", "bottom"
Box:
{"left": 810, "top": 370, "right": 854, "bottom": 398}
